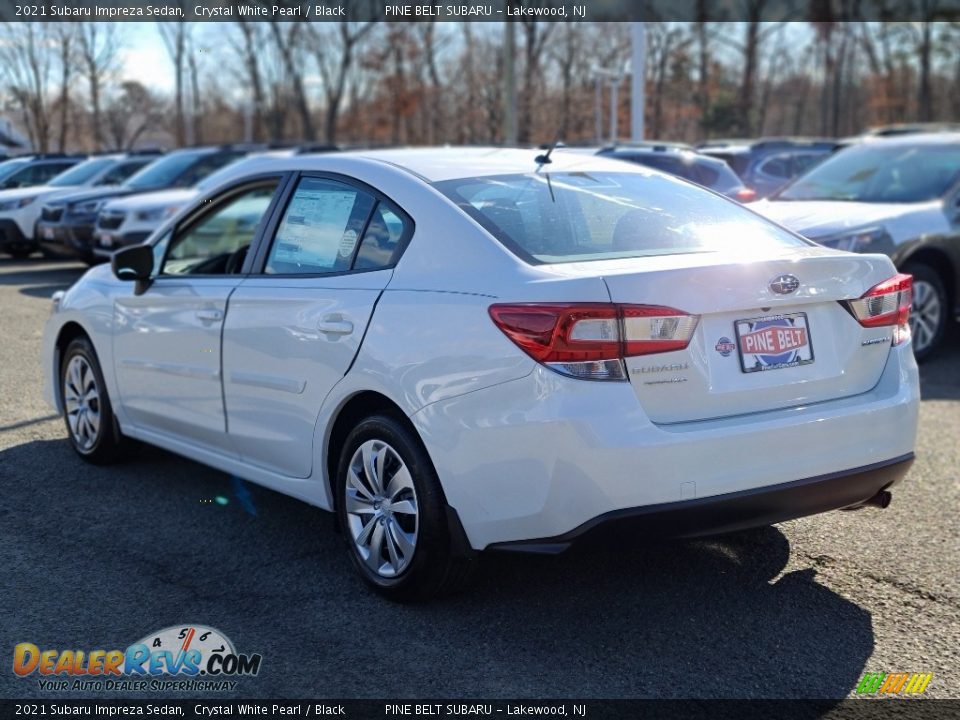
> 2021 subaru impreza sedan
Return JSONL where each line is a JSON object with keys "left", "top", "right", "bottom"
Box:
{"left": 42, "top": 148, "right": 919, "bottom": 601}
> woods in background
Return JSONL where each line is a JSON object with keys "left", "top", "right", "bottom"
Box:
{"left": 0, "top": 19, "right": 958, "bottom": 153}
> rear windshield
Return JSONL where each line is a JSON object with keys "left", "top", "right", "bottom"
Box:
{"left": 435, "top": 172, "right": 806, "bottom": 264}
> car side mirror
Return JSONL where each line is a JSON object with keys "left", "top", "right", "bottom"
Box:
{"left": 111, "top": 244, "right": 154, "bottom": 294}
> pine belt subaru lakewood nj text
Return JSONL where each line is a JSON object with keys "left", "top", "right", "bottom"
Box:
{"left": 42, "top": 149, "right": 919, "bottom": 601}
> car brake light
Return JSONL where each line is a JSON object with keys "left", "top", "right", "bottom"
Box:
{"left": 845, "top": 273, "right": 912, "bottom": 345}
{"left": 489, "top": 303, "right": 699, "bottom": 380}
{"left": 735, "top": 187, "right": 757, "bottom": 202}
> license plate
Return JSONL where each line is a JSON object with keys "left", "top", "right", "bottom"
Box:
{"left": 41, "top": 226, "right": 54, "bottom": 240}
{"left": 99, "top": 233, "right": 114, "bottom": 248}
{"left": 734, "top": 312, "right": 814, "bottom": 373}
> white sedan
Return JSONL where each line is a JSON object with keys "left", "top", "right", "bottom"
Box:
{"left": 42, "top": 149, "right": 919, "bottom": 601}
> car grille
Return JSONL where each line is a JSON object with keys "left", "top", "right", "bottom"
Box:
{"left": 41, "top": 206, "right": 63, "bottom": 222}
{"left": 97, "top": 211, "right": 125, "bottom": 230}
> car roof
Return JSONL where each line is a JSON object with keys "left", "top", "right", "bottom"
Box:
{"left": 208, "top": 147, "right": 655, "bottom": 184}
{"left": 845, "top": 132, "right": 960, "bottom": 147}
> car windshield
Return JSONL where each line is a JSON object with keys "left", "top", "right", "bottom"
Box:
{"left": 0, "top": 159, "right": 28, "bottom": 182}
{"left": 124, "top": 151, "right": 208, "bottom": 190}
{"left": 195, "top": 158, "right": 249, "bottom": 191}
{"left": 777, "top": 143, "right": 960, "bottom": 203}
{"left": 435, "top": 171, "right": 807, "bottom": 264}
{"left": 48, "top": 158, "right": 113, "bottom": 187}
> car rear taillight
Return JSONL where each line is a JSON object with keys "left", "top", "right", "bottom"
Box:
{"left": 735, "top": 187, "right": 757, "bottom": 202}
{"left": 489, "top": 303, "right": 699, "bottom": 380}
{"left": 845, "top": 273, "right": 913, "bottom": 346}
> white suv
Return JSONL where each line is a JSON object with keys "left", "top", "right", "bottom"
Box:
{"left": 0, "top": 154, "right": 152, "bottom": 259}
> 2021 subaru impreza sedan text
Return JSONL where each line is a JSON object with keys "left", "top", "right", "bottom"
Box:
{"left": 42, "top": 149, "right": 919, "bottom": 601}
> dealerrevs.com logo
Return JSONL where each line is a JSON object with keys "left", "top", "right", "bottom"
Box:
{"left": 13, "top": 624, "right": 262, "bottom": 692}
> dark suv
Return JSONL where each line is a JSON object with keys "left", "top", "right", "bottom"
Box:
{"left": 697, "top": 138, "right": 838, "bottom": 198}
{"left": 44, "top": 146, "right": 250, "bottom": 263}
{"left": 35, "top": 150, "right": 163, "bottom": 262}
{"left": 597, "top": 143, "right": 755, "bottom": 201}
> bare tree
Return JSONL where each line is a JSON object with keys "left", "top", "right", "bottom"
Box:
{"left": 0, "top": 23, "right": 57, "bottom": 152}
{"left": 53, "top": 24, "right": 76, "bottom": 152}
{"left": 232, "top": 19, "right": 267, "bottom": 141}
{"left": 313, "top": 18, "right": 378, "bottom": 144}
{"left": 157, "top": 21, "right": 188, "bottom": 145}
{"left": 268, "top": 20, "right": 314, "bottom": 140}
{"left": 103, "top": 81, "right": 164, "bottom": 150}
{"left": 77, "top": 23, "right": 120, "bottom": 150}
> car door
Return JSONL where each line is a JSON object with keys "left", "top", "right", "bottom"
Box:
{"left": 222, "top": 174, "right": 412, "bottom": 478}
{"left": 112, "top": 177, "right": 284, "bottom": 453}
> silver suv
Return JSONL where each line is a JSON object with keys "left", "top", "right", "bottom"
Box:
{"left": 754, "top": 134, "right": 960, "bottom": 360}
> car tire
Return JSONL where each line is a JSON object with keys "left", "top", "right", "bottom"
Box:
{"left": 6, "top": 246, "right": 32, "bottom": 259}
{"left": 39, "top": 246, "right": 64, "bottom": 260}
{"left": 60, "top": 336, "right": 131, "bottom": 465}
{"left": 903, "top": 262, "right": 947, "bottom": 362}
{"left": 335, "top": 413, "right": 474, "bottom": 602}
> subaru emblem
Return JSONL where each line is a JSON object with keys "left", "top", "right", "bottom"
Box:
{"left": 769, "top": 274, "right": 800, "bottom": 295}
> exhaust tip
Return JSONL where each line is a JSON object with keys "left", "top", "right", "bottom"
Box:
{"left": 866, "top": 490, "right": 893, "bottom": 509}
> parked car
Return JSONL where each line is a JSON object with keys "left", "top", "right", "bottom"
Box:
{"left": 43, "top": 148, "right": 918, "bottom": 600}
{"left": 596, "top": 143, "right": 756, "bottom": 201}
{"left": 0, "top": 154, "right": 152, "bottom": 259}
{"left": 753, "top": 133, "right": 960, "bottom": 361}
{"left": 697, "top": 138, "right": 839, "bottom": 199}
{"left": 90, "top": 149, "right": 300, "bottom": 262}
{"left": 35, "top": 151, "right": 163, "bottom": 263}
{"left": 0, "top": 154, "right": 86, "bottom": 190}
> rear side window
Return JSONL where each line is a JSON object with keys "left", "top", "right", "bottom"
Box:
{"left": 436, "top": 172, "right": 807, "bottom": 264}
{"left": 354, "top": 201, "right": 406, "bottom": 271}
{"left": 759, "top": 155, "right": 792, "bottom": 179}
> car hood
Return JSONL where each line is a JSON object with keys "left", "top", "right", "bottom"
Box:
{"left": 0, "top": 185, "right": 66, "bottom": 202}
{"left": 102, "top": 188, "right": 199, "bottom": 213}
{"left": 43, "top": 186, "right": 130, "bottom": 208}
{"left": 752, "top": 198, "right": 939, "bottom": 240}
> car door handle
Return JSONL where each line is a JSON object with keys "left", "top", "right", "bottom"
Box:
{"left": 195, "top": 309, "right": 223, "bottom": 323}
{"left": 317, "top": 318, "right": 354, "bottom": 335}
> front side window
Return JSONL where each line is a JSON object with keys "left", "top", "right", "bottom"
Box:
{"left": 265, "top": 178, "right": 376, "bottom": 275}
{"left": 161, "top": 181, "right": 279, "bottom": 276}
{"left": 436, "top": 171, "right": 807, "bottom": 264}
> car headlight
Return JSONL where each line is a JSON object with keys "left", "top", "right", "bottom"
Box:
{"left": 0, "top": 196, "right": 37, "bottom": 211}
{"left": 135, "top": 205, "right": 181, "bottom": 222}
{"left": 816, "top": 227, "right": 890, "bottom": 253}
{"left": 71, "top": 200, "right": 105, "bottom": 215}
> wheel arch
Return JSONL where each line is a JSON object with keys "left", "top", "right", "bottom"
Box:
{"left": 321, "top": 389, "right": 474, "bottom": 555}
{"left": 52, "top": 321, "right": 95, "bottom": 412}
{"left": 323, "top": 390, "right": 412, "bottom": 511}
{"left": 898, "top": 246, "right": 956, "bottom": 318}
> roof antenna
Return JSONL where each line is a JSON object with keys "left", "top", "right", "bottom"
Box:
{"left": 535, "top": 136, "right": 562, "bottom": 167}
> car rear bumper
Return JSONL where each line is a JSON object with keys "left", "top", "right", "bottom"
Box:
{"left": 412, "top": 343, "right": 920, "bottom": 551}
{"left": 488, "top": 453, "right": 913, "bottom": 553}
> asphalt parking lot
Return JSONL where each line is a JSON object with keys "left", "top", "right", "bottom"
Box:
{"left": 0, "top": 258, "right": 957, "bottom": 701}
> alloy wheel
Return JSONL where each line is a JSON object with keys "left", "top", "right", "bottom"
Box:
{"left": 345, "top": 439, "right": 419, "bottom": 578}
{"left": 64, "top": 355, "right": 101, "bottom": 451}
{"left": 909, "top": 279, "right": 942, "bottom": 355}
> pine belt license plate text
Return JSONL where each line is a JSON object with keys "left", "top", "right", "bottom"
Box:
{"left": 735, "top": 312, "right": 814, "bottom": 373}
